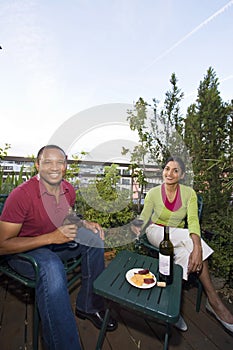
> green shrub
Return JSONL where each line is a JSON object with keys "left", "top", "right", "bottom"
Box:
{"left": 75, "top": 164, "right": 138, "bottom": 251}
{"left": 202, "top": 205, "right": 233, "bottom": 287}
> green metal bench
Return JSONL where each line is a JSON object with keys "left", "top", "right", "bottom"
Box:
{"left": 0, "top": 254, "right": 82, "bottom": 350}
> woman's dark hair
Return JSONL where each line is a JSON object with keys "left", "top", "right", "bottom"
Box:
{"left": 163, "top": 156, "right": 186, "bottom": 174}
{"left": 36, "top": 145, "right": 67, "bottom": 161}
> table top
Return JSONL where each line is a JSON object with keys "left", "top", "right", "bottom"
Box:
{"left": 94, "top": 250, "right": 183, "bottom": 323}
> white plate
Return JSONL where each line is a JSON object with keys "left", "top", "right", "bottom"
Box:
{"left": 125, "top": 268, "right": 157, "bottom": 289}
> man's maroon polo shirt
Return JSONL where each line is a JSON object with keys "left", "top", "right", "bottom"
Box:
{"left": 0, "top": 175, "right": 76, "bottom": 237}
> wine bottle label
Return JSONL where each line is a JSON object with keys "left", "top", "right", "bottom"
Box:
{"left": 159, "top": 253, "right": 170, "bottom": 276}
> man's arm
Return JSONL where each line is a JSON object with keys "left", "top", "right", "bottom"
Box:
{"left": 0, "top": 221, "right": 78, "bottom": 255}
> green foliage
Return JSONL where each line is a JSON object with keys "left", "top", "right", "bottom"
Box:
{"left": 185, "top": 68, "right": 231, "bottom": 176}
{"left": 0, "top": 144, "right": 35, "bottom": 194}
{"left": 75, "top": 164, "right": 135, "bottom": 228}
{"left": 65, "top": 155, "right": 80, "bottom": 188}
{"left": 181, "top": 67, "right": 233, "bottom": 283}
{"left": 122, "top": 98, "right": 153, "bottom": 207}
{"left": 124, "top": 74, "right": 186, "bottom": 167}
{"left": 0, "top": 167, "right": 23, "bottom": 194}
{"left": 151, "top": 73, "right": 185, "bottom": 164}
{"left": 203, "top": 205, "right": 233, "bottom": 287}
{"left": 124, "top": 97, "right": 156, "bottom": 165}
{"left": 65, "top": 152, "right": 88, "bottom": 188}
{"left": 75, "top": 163, "right": 137, "bottom": 251}
{"left": 0, "top": 143, "right": 11, "bottom": 159}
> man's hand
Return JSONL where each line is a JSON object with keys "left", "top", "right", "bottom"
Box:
{"left": 55, "top": 224, "right": 78, "bottom": 243}
{"left": 82, "top": 220, "right": 105, "bottom": 240}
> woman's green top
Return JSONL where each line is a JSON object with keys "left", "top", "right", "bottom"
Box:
{"left": 140, "top": 184, "right": 200, "bottom": 236}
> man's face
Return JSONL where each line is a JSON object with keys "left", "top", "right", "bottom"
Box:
{"left": 36, "top": 148, "right": 67, "bottom": 187}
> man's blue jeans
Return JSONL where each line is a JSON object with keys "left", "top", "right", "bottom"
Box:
{"left": 7, "top": 228, "right": 105, "bottom": 350}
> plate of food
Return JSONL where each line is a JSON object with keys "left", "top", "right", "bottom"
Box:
{"left": 125, "top": 268, "right": 157, "bottom": 289}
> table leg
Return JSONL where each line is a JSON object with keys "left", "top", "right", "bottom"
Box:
{"left": 163, "top": 323, "right": 171, "bottom": 350}
{"left": 95, "top": 308, "right": 110, "bottom": 350}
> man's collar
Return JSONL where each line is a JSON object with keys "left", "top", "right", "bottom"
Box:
{"left": 36, "top": 175, "right": 69, "bottom": 197}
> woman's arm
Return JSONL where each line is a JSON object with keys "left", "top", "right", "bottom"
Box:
{"left": 131, "top": 189, "right": 156, "bottom": 236}
{"left": 187, "top": 189, "right": 203, "bottom": 273}
{"left": 187, "top": 190, "right": 201, "bottom": 236}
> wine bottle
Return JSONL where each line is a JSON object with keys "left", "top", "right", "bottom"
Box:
{"left": 159, "top": 226, "right": 174, "bottom": 285}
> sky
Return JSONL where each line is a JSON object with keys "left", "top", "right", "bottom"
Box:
{"left": 1, "top": 0, "right": 233, "bottom": 161}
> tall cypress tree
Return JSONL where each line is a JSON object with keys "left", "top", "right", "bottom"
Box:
{"left": 185, "top": 66, "right": 232, "bottom": 212}
{"left": 185, "top": 68, "right": 233, "bottom": 284}
{"left": 151, "top": 73, "right": 185, "bottom": 164}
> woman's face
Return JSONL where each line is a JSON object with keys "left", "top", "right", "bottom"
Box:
{"left": 162, "top": 161, "right": 184, "bottom": 185}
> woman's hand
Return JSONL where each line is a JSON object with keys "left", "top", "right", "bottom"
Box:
{"left": 130, "top": 219, "right": 144, "bottom": 237}
{"left": 188, "top": 233, "right": 203, "bottom": 274}
{"left": 130, "top": 224, "right": 142, "bottom": 237}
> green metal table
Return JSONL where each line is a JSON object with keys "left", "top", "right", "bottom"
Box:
{"left": 93, "top": 250, "right": 183, "bottom": 350}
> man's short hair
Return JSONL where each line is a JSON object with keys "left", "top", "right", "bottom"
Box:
{"left": 37, "top": 145, "right": 67, "bottom": 161}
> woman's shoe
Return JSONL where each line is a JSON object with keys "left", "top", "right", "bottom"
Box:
{"left": 206, "top": 299, "right": 233, "bottom": 335}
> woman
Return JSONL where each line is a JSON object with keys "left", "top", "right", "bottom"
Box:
{"left": 132, "top": 156, "right": 233, "bottom": 334}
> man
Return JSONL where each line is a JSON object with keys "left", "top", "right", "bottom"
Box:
{"left": 0, "top": 145, "right": 117, "bottom": 350}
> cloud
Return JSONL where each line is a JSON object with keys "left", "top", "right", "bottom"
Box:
{"left": 220, "top": 74, "right": 233, "bottom": 83}
{"left": 142, "top": 0, "right": 233, "bottom": 72}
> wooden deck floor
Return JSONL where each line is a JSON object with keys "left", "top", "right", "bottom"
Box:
{"left": 0, "top": 266, "right": 233, "bottom": 350}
